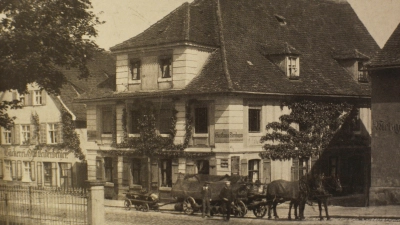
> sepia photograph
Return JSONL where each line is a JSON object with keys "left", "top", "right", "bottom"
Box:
{"left": 1, "top": 0, "right": 400, "bottom": 224}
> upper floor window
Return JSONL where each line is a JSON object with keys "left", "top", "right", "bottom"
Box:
{"left": 130, "top": 60, "right": 141, "bottom": 80}
{"left": 248, "top": 107, "right": 261, "bottom": 133}
{"left": 21, "top": 125, "right": 31, "bottom": 145}
{"left": 2, "top": 128, "right": 12, "bottom": 144}
{"left": 358, "top": 61, "right": 368, "bottom": 83}
{"left": 130, "top": 110, "right": 140, "bottom": 134}
{"left": 194, "top": 107, "right": 208, "bottom": 134}
{"left": 160, "top": 57, "right": 172, "bottom": 79}
{"left": 287, "top": 56, "right": 299, "bottom": 79}
{"left": 351, "top": 108, "right": 361, "bottom": 133}
{"left": 34, "top": 90, "right": 42, "bottom": 105}
{"left": 19, "top": 94, "right": 25, "bottom": 105}
{"left": 102, "top": 107, "right": 113, "bottom": 134}
{"left": 48, "top": 123, "right": 59, "bottom": 144}
{"left": 157, "top": 109, "right": 172, "bottom": 134}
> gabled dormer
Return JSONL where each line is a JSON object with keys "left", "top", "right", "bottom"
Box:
{"left": 333, "top": 49, "right": 370, "bottom": 83}
{"left": 259, "top": 41, "right": 301, "bottom": 80}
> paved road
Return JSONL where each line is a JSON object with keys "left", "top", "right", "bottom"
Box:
{"left": 105, "top": 207, "right": 400, "bottom": 225}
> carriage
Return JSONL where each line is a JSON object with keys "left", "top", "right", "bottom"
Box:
{"left": 123, "top": 186, "right": 159, "bottom": 212}
{"left": 170, "top": 174, "right": 269, "bottom": 218}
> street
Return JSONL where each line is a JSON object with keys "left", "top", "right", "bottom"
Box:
{"left": 105, "top": 207, "right": 400, "bottom": 225}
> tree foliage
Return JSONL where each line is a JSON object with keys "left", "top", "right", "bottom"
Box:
{"left": 259, "top": 100, "right": 353, "bottom": 160}
{"left": 0, "top": 0, "right": 103, "bottom": 127}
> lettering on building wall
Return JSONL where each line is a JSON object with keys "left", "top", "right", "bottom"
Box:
{"left": 373, "top": 120, "right": 400, "bottom": 134}
{"left": 215, "top": 129, "right": 243, "bottom": 143}
{"left": 4, "top": 148, "right": 69, "bottom": 158}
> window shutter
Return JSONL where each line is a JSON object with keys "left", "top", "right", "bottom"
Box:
{"left": 209, "top": 158, "right": 217, "bottom": 175}
{"left": 26, "top": 90, "right": 33, "bottom": 106}
{"left": 11, "top": 160, "right": 16, "bottom": 180}
{"left": 151, "top": 161, "right": 159, "bottom": 185}
{"left": 30, "top": 125, "right": 37, "bottom": 145}
{"left": 291, "top": 158, "right": 299, "bottom": 181}
{"left": 0, "top": 160, "right": 3, "bottom": 178}
{"left": 30, "top": 161, "right": 35, "bottom": 181}
{"left": 240, "top": 159, "right": 248, "bottom": 176}
{"left": 185, "top": 160, "right": 195, "bottom": 175}
{"left": 262, "top": 158, "right": 272, "bottom": 184}
{"left": 171, "top": 159, "right": 179, "bottom": 185}
{"left": 13, "top": 125, "right": 20, "bottom": 145}
{"left": 96, "top": 159, "right": 103, "bottom": 180}
{"left": 41, "top": 90, "right": 47, "bottom": 105}
{"left": 122, "top": 161, "right": 130, "bottom": 186}
{"left": 57, "top": 123, "right": 63, "bottom": 143}
{"left": 51, "top": 162, "right": 57, "bottom": 187}
{"left": 37, "top": 162, "right": 42, "bottom": 186}
{"left": 40, "top": 123, "right": 47, "bottom": 144}
{"left": 231, "top": 156, "right": 240, "bottom": 175}
{"left": 17, "top": 160, "right": 22, "bottom": 180}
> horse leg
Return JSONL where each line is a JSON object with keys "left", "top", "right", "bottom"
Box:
{"left": 273, "top": 201, "right": 279, "bottom": 219}
{"left": 294, "top": 201, "right": 299, "bottom": 220}
{"left": 324, "top": 199, "right": 330, "bottom": 220}
{"left": 267, "top": 202, "right": 272, "bottom": 219}
{"left": 288, "top": 201, "right": 292, "bottom": 220}
{"left": 318, "top": 200, "right": 323, "bottom": 220}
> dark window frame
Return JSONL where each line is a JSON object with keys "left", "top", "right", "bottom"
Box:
{"left": 194, "top": 107, "right": 208, "bottom": 134}
{"left": 159, "top": 57, "right": 172, "bottom": 78}
{"left": 248, "top": 159, "right": 260, "bottom": 182}
{"left": 102, "top": 107, "right": 113, "bottom": 134}
{"left": 248, "top": 107, "right": 261, "bottom": 133}
{"left": 130, "top": 60, "right": 141, "bottom": 80}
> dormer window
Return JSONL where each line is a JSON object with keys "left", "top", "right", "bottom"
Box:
{"left": 358, "top": 61, "right": 368, "bottom": 83}
{"left": 160, "top": 57, "right": 172, "bottom": 79}
{"left": 130, "top": 60, "right": 141, "bottom": 80}
{"left": 286, "top": 56, "right": 299, "bottom": 79}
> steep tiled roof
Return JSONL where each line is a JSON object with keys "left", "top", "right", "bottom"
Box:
{"left": 89, "top": 0, "right": 379, "bottom": 101}
{"left": 370, "top": 23, "right": 400, "bottom": 67}
{"left": 60, "top": 52, "right": 115, "bottom": 121}
{"left": 110, "top": 0, "right": 219, "bottom": 51}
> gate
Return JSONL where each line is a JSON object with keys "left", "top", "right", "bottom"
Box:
{"left": 0, "top": 185, "right": 88, "bottom": 225}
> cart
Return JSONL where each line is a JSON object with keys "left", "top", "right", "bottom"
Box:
{"left": 237, "top": 182, "right": 269, "bottom": 218}
{"left": 124, "top": 188, "right": 159, "bottom": 212}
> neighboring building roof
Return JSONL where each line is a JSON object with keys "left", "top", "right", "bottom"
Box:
{"left": 84, "top": 0, "right": 380, "bottom": 101}
{"left": 60, "top": 51, "right": 115, "bottom": 121}
{"left": 369, "top": 23, "right": 400, "bottom": 68}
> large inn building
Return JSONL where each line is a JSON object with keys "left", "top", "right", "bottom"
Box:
{"left": 77, "top": 0, "right": 379, "bottom": 200}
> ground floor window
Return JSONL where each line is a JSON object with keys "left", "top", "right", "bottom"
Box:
{"left": 131, "top": 158, "right": 141, "bottom": 185}
{"left": 248, "top": 159, "right": 260, "bottom": 182}
{"left": 60, "top": 163, "right": 72, "bottom": 188}
{"left": 43, "top": 162, "right": 52, "bottom": 186}
{"left": 104, "top": 157, "right": 113, "bottom": 182}
{"left": 196, "top": 160, "right": 209, "bottom": 174}
{"left": 291, "top": 158, "right": 309, "bottom": 181}
{"left": 160, "top": 159, "right": 172, "bottom": 187}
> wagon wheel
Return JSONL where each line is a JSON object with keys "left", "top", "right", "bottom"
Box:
{"left": 233, "top": 200, "right": 247, "bottom": 218}
{"left": 253, "top": 205, "right": 267, "bottom": 218}
{"left": 124, "top": 199, "right": 131, "bottom": 210}
{"left": 183, "top": 197, "right": 195, "bottom": 215}
{"left": 142, "top": 203, "right": 149, "bottom": 212}
{"left": 135, "top": 204, "right": 141, "bottom": 211}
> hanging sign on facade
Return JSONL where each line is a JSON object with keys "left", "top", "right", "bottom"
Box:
{"left": 215, "top": 129, "right": 243, "bottom": 143}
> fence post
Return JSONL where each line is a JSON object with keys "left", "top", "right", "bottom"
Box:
{"left": 86, "top": 180, "right": 105, "bottom": 225}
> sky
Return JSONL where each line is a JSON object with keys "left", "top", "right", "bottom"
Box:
{"left": 89, "top": 0, "right": 400, "bottom": 50}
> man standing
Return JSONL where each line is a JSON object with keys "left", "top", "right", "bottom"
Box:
{"left": 219, "top": 181, "right": 234, "bottom": 221}
{"left": 201, "top": 181, "right": 212, "bottom": 218}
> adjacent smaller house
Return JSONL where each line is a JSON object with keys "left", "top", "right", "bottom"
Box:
{"left": 0, "top": 52, "right": 115, "bottom": 188}
{"left": 368, "top": 23, "right": 400, "bottom": 205}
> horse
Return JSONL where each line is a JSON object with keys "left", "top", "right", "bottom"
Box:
{"left": 266, "top": 174, "right": 323, "bottom": 220}
{"left": 288, "top": 175, "right": 342, "bottom": 220}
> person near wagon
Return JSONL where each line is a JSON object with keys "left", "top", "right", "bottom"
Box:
{"left": 201, "top": 181, "right": 212, "bottom": 218}
{"left": 219, "top": 181, "right": 234, "bottom": 221}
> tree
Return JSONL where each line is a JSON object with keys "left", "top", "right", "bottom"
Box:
{"left": 0, "top": 0, "right": 103, "bottom": 128}
{"left": 259, "top": 100, "right": 353, "bottom": 161}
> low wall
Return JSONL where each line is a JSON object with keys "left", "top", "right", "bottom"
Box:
{"left": 369, "top": 187, "right": 400, "bottom": 205}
